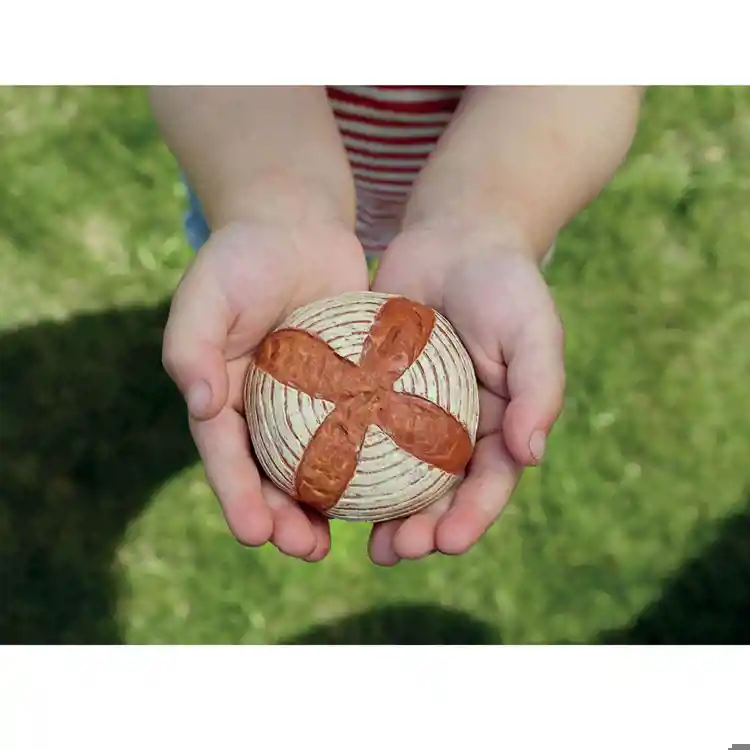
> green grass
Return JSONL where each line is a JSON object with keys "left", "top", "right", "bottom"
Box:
{"left": 1, "top": 86, "right": 749, "bottom": 645}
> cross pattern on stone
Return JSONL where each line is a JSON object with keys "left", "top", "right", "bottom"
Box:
{"left": 253, "top": 296, "right": 473, "bottom": 512}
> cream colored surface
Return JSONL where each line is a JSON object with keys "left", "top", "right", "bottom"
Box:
{"left": 245, "top": 291, "right": 480, "bottom": 522}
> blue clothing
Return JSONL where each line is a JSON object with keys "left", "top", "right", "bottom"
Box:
{"left": 183, "top": 182, "right": 211, "bottom": 252}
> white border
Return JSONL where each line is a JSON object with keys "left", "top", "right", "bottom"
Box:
{"left": 1, "top": 3, "right": 748, "bottom": 748}
{"left": 1, "top": 0, "right": 748, "bottom": 84}
{"left": 1, "top": 646, "right": 748, "bottom": 749}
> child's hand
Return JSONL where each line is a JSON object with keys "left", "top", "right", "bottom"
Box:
{"left": 367, "top": 227, "right": 565, "bottom": 565}
{"left": 162, "top": 220, "right": 369, "bottom": 561}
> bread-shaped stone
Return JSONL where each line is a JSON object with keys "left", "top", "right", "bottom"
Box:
{"left": 244, "top": 291, "right": 479, "bottom": 522}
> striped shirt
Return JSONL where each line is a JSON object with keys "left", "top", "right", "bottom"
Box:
{"left": 326, "top": 86, "right": 466, "bottom": 258}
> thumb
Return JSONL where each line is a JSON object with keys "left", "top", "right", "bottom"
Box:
{"left": 502, "top": 302, "right": 566, "bottom": 466}
{"left": 162, "top": 267, "right": 230, "bottom": 421}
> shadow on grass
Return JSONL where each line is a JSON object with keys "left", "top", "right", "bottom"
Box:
{"left": 284, "top": 506, "right": 750, "bottom": 646}
{"left": 0, "top": 302, "right": 196, "bottom": 644}
{"left": 282, "top": 603, "right": 500, "bottom": 645}
{"left": 1, "top": 304, "right": 748, "bottom": 645}
{"left": 598, "top": 499, "right": 750, "bottom": 645}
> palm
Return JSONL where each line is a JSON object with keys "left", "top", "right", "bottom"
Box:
{"left": 164, "top": 220, "right": 370, "bottom": 561}
{"left": 368, "top": 230, "right": 565, "bottom": 565}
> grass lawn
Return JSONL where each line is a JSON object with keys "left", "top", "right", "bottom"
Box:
{"left": 1, "top": 86, "right": 749, "bottom": 645}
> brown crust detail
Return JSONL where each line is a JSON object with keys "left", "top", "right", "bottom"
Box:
{"left": 253, "top": 296, "right": 474, "bottom": 513}
{"left": 294, "top": 393, "right": 375, "bottom": 509}
{"left": 359, "top": 296, "right": 435, "bottom": 382}
{"left": 254, "top": 329, "right": 366, "bottom": 402}
{"left": 377, "top": 391, "right": 474, "bottom": 476}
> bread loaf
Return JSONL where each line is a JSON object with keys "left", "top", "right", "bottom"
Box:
{"left": 244, "top": 291, "right": 479, "bottom": 522}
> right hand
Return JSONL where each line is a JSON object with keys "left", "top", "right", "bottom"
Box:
{"left": 162, "top": 219, "right": 370, "bottom": 561}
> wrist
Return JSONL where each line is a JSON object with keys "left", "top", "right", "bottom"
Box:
{"left": 376, "top": 220, "right": 546, "bottom": 315}
{"left": 400, "top": 211, "right": 549, "bottom": 267}
{"left": 200, "top": 169, "right": 356, "bottom": 233}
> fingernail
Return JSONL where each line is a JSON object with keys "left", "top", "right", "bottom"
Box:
{"left": 529, "top": 430, "right": 546, "bottom": 463}
{"left": 187, "top": 379, "right": 212, "bottom": 416}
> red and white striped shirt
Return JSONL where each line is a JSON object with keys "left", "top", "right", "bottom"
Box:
{"left": 326, "top": 86, "right": 465, "bottom": 258}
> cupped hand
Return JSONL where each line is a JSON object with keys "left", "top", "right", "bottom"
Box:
{"left": 162, "top": 220, "right": 370, "bottom": 561}
{"left": 368, "top": 226, "right": 566, "bottom": 565}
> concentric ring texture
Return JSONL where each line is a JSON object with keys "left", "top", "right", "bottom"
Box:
{"left": 246, "top": 292, "right": 479, "bottom": 522}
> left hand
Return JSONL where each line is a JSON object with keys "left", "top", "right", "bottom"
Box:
{"left": 367, "top": 225, "right": 566, "bottom": 565}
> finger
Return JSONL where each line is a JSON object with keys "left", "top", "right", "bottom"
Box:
{"left": 261, "top": 480, "right": 321, "bottom": 560}
{"left": 367, "top": 388, "right": 504, "bottom": 564}
{"left": 502, "top": 303, "right": 565, "bottom": 466}
{"left": 384, "top": 387, "right": 506, "bottom": 560}
{"left": 163, "top": 264, "right": 230, "bottom": 421}
{"left": 190, "top": 407, "right": 274, "bottom": 547}
{"left": 435, "top": 433, "right": 522, "bottom": 555}
{"left": 302, "top": 507, "right": 332, "bottom": 562}
{"left": 477, "top": 386, "right": 507, "bottom": 439}
{"left": 392, "top": 492, "right": 454, "bottom": 560}
{"left": 368, "top": 520, "right": 403, "bottom": 566}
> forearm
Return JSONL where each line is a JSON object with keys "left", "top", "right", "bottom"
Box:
{"left": 149, "top": 86, "right": 355, "bottom": 229}
{"left": 404, "top": 86, "right": 643, "bottom": 259}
